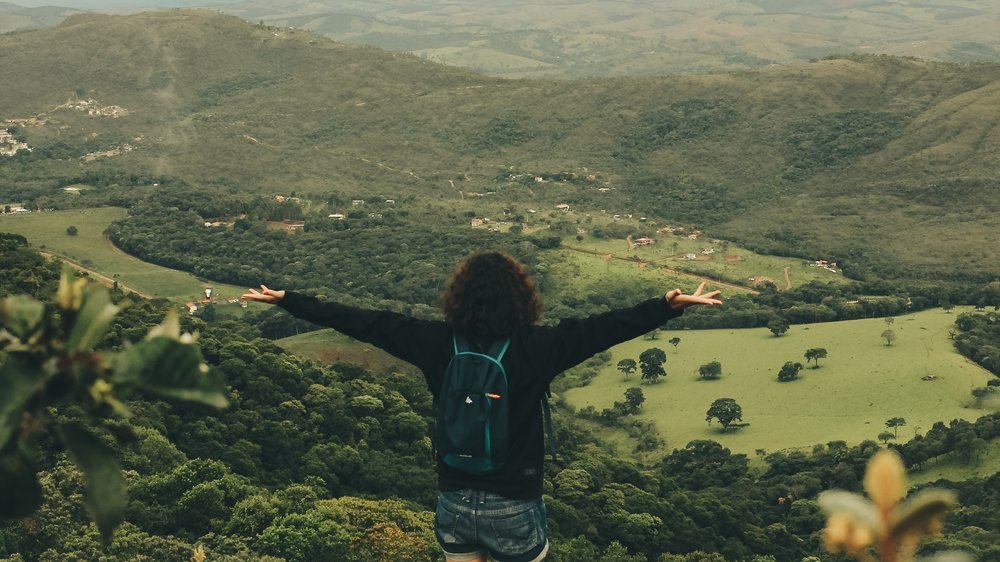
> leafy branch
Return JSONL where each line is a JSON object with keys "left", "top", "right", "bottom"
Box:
{"left": 0, "top": 269, "right": 228, "bottom": 542}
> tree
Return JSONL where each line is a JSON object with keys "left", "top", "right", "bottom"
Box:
{"left": 877, "top": 431, "right": 896, "bottom": 444}
{"left": 66, "top": 225, "right": 78, "bottom": 236}
{"left": 669, "top": 337, "right": 681, "bottom": 348}
{"left": 881, "top": 329, "right": 897, "bottom": 346}
{"left": 804, "top": 348, "right": 828, "bottom": 368}
{"left": 3, "top": 205, "right": 10, "bottom": 214}
{"left": 885, "top": 417, "right": 907, "bottom": 437}
{"left": 617, "top": 358, "right": 637, "bottom": 380}
{"left": 698, "top": 361, "right": 723, "bottom": 380}
{"left": 768, "top": 318, "right": 790, "bottom": 337}
{"left": 706, "top": 398, "right": 744, "bottom": 432}
{"left": 777, "top": 361, "right": 803, "bottom": 382}
{"left": 639, "top": 347, "right": 666, "bottom": 384}
{"left": 884, "top": 317, "right": 895, "bottom": 327}
{"left": 623, "top": 387, "right": 645, "bottom": 414}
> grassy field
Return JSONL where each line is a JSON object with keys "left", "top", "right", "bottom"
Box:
{"left": 569, "top": 231, "right": 851, "bottom": 291}
{"left": 0, "top": 207, "right": 248, "bottom": 303}
{"left": 277, "top": 328, "right": 420, "bottom": 375}
{"left": 564, "top": 307, "right": 997, "bottom": 459}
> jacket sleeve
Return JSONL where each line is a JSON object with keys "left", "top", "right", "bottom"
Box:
{"left": 277, "top": 291, "right": 445, "bottom": 372}
{"left": 527, "top": 296, "right": 683, "bottom": 377}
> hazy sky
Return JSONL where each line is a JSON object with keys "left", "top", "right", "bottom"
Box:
{"left": 10, "top": 0, "right": 240, "bottom": 7}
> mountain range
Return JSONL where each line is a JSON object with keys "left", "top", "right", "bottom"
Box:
{"left": 1, "top": 9, "right": 999, "bottom": 285}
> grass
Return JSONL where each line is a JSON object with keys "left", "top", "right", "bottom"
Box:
{"left": 277, "top": 328, "right": 419, "bottom": 375}
{"left": 564, "top": 307, "right": 998, "bottom": 459}
{"left": 567, "top": 230, "right": 851, "bottom": 291}
{"left": 0, "top": 207, "right": 248, "bottom": 303}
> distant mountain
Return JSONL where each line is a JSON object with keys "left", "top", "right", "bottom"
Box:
{"left": 1, "top": 9, "right": 999, "bottom": 284}
{"left": 218, "top": 0, "right": 1000, "bottom": 78}
{"left": 0, "top": 2, "right": 83, "bottom": 34}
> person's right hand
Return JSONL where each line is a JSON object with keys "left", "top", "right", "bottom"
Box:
{"left": 241, "top": 285, "right": 285, "bottom": 304}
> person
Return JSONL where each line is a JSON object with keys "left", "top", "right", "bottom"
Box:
{"left": 242, "top": 251, "right": 722, "bottom": 562}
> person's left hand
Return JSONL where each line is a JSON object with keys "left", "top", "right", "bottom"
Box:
{"left": 241, "top": 285, "right": 285, "bottom": 304}
{"left": 666, "top": 282, "right": 722, "bottom": 310}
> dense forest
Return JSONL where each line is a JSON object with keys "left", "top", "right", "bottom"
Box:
{"left": 99, "top": 190, "right": 1000, "bottom": 339}
{"left": 1, "top": 234, "right": 998, "bottom": 561}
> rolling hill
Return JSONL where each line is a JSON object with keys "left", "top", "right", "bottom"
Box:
{"left": 2, "top": 9, "right": 999, "bottom": 286}
{"left": 221, "top": 0, "right": 1000, "bottom": 78}
{"left": 0, "top": 2, "right": 83, "bottom": 34}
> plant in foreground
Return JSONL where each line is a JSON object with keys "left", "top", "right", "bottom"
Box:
{"left": 818, "top": 449, "right": 968, "bottom": 562}
{"left": 0, "top": 270, "right": 228, "bottom": 541}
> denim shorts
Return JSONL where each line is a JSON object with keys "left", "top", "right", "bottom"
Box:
{"left": 435, "top": 490, "right": 549, "bottom": 562}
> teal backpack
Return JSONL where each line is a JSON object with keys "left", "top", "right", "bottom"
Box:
{"left": 435, "top": 335, "right": 556, "bottom": 475}
{"left": 435, "top": 335, "right": 512, "bottom": 474}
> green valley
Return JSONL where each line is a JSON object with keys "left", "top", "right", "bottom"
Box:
{"left": 2, "top": 8, "right": 999, "bottom": 562}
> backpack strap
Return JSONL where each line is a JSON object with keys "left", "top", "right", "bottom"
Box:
{"left": 541, "top": 386, "right": 557, "bottom": 463}
{"left": 452, "top": 335, "right": 510, "bottom": 364}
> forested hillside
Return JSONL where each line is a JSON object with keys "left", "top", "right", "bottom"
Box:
{"left": 1, "top": 240, "right": 998, "bottom": 561}
{"left": 2, "top": 10, "right": 1000, "bottom": 289}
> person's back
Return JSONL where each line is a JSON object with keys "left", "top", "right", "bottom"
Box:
{"left": 242, "top": 251, "right": 722, "bottom": 562}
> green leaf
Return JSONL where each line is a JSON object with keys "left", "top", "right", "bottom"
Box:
{"left": 112, "top": 337, "right": 228, "bottom": 408}
{"left": 57, "top": 422, "right": 126, "bottom": 543}
{"left": 817, "top": 490, "right": 879, "bottom": 529}
{"left": 0, "top": 450, "right": 42, "bottom": 519}
{"left": 66, "top": 284, "right": 120, "bottom": 353}
{"left": 0, "top": 296, "right": 46, "bottom": 343}
{"left": 0, "top": 356, "right": 46, "bottom": 449}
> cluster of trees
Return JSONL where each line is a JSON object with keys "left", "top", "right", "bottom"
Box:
{"left": 1, "top": 243, "right": 999, "bottom": 561}
{"left": 105, "top": 195, "right": 538, "bottom": 315}
{"left": 776, "top": 348, "right": 828, "bottom": 382}
{"left": 890, "top": 416, "right": 999, "bottom": 469}
{"left": 0, "top": 233, "right": 60, "bottom": 299}
{"left": 952, "top": 310, "right": 1000, "bottom": 376}
{"left": 614, "top": 348, "right": 669, "bottom": 384}
{"left": 673, "top": 278, "right": 1000, "bottom": 332}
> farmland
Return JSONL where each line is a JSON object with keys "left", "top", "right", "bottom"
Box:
{"left": 565, "top": 307, "right": 996, "bottom": 459}
{"left": 0, "top": 207, "right": 247, "bottom": 303}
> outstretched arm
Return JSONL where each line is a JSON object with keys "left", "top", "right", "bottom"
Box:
{"left": 241, "top": 284, "right": 446, "bottom": 373}
{"left": 665, "top": 281, "right": 723, "bottom": 310}
{"left": 241, "top": 285, "right": 285, "bottom": 304}
{"left": 534, "top": 281, "right": 723, "bottom": 376}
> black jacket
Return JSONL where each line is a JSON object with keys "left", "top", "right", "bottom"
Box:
{"left": 279, "top": 291, "right": 683, "bottom": 498}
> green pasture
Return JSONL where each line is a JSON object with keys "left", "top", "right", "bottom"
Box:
{"left": 277, "top": 328, "right": 419, "bottom": 375}
{"left": 0, "top": 207, "right": 248, "bottom": 303}
{"left": 569, "top": 231, "right": 852, "bottom": 291}
{"left": 564, "top": 307, "right": 997, "bottom": 459}
{"left": 550, "top": 248, "right": 749, "bottom": 298}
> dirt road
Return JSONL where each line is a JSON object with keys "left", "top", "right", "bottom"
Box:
{"left": 39, "top": 251, "right": 153, "bottom": 299}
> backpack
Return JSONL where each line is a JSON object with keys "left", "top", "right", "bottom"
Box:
{"left": 435, "top": 335, "right": 512, "bottom": 474}
{"left": 435, "top": 334, "right": 558, "bottom": 475}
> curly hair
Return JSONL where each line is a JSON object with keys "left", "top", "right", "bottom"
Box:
{"left": 442, "top": 252, "right": 542, "bottom": 338}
